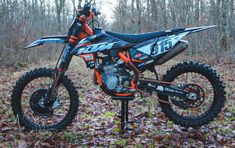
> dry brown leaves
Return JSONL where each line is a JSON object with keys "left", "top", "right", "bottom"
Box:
{"left": 0, "top": 55, "right": 234, "bottom": 147}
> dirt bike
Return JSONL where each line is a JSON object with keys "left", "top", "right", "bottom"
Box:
{"left": 11, "top": 0, "right": 225, "bottom": 132}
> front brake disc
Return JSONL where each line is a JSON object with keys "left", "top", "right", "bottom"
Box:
{"left": 29, "top": 89, "right": 53, "bottom": 117}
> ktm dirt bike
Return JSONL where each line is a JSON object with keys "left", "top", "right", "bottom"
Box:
{"left": 12, "top": 1, "right": 225, "bottom": 132}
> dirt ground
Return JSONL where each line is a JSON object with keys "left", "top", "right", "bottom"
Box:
{"left": 0, "top": 54, "right": 234, "bottom": 147}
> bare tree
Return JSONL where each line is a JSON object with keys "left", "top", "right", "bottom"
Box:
{"left": 71, "top": 0, "right": 83, "bottom": 16}
{"left": 220, "top": 0, "right": 230, "bottom": 51}
{"left": 160, "top": 0, "right": 167, "bottom": 28}
{"left": 0, "top": 0, "right": 234, "bottom": 66}
{"left": 55, "top": 0, "right": 66, "bottom": 32}
{"left": 150, "top": 0, "right": 158, "bottom": 30}
{"left": 136, "top": 0, "right": 141, "bottom": 33}
{"left": 111, "top": 0, "right": 234, "bottom": 57}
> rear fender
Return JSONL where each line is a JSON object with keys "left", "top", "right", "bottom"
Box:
{"left": 133, "top": 25, "right": 216, "bottom": 69}
{"left": 25, "top": 35, "right": 68, "bottom": 49}
{"left": 130, "top": 32, "right": 188, "bottom": 57}
{"left": 185, "top": 25, "right": 217, "bottom": 34}
{"left": 142, "top": 25, "right": 216, "bottom": 56}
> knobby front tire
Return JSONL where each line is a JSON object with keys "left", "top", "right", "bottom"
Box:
{"left": 11, "top": 68, "right": 79, "bottom": 130}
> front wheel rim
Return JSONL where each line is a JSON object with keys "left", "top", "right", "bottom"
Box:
{"left": 19, "top": 76, "right": 72, "bottom": 128}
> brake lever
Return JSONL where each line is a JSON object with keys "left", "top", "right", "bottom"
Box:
{"left": 95, "top": 11, "right": 101, "bottom": 16}
{"left": 91, "top": 7, "right": 101, "bottom": 16}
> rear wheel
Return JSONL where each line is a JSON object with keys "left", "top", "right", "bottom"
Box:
{"left": 158, "top": 61, "right": 225, "bottom": 127}
{"left": 11, "top": 68, "right": 79, "bottom": 130}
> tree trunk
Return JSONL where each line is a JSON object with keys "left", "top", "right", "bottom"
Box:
{"left": 136, "top": 0, "right": 141, "bottom": 33}
{"left": 195, "top": 0, "right": 200, "bottom": 25}
{"left": 55, "top": 0, "right": 66, "bottom": 32}
{"left": 146, "top": 0, "right": 150, "bottom": 31}
{"left": 150, "top": 0, "right": 158, "bottom": 30}
{"left": 229, "top": 0, "right": 234, "bottom": 37}
{"left": 160, "top": 0, "right": 167, "bottom": 28}
{"left": 131, "top": 0, "right": 135, "bottom": 32}
{"left": 220, "top": 0, "right": 230, "bottom": 51}
{"left": 169, "top": 0, "right": 177, "bottom": 27}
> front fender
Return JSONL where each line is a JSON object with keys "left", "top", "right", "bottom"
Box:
{"left": 25, "top": 35, "right": 68, "bottom": 49}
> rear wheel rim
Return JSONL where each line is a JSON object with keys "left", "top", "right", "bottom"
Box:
{"left": 168, "top": 72, "right": 214, "bottom": 118}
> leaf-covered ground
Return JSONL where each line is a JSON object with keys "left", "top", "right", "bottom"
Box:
{"left": 0, "top": 55, "right": 234, "bottom": 147}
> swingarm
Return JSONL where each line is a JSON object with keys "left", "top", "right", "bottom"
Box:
{"left": 138, "top": 79, "right": 197, "bottom": 101}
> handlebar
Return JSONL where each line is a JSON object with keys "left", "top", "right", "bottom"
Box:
{"left": 82, "top": 3, "right": 91, "bottom": 17}
{"left": 67, "top": 1, "right": 100, "bottom": 37}
{"left": 77, "top": 1, "right": 101, "bottom": 18}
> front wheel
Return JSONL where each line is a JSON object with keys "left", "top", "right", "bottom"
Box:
{"left": 159, "top": 61, "right": 226, "bottom": 127}
{"left": 11, "top": 68, "right": 79, "bottom": 130}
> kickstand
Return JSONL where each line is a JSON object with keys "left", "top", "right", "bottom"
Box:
{"left": 120, "top": 100, "right": 129, "bottom": 132}
{"left": 112, "top": 96, "right": 134, "bottom": 137}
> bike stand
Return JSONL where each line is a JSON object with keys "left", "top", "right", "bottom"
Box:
{"left": 112, "top": 96, "right": 134, "bottom": 135}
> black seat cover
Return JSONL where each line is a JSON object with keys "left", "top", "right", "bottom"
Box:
{"left": 106, "top": 27, "right": 185, "bottom": 43}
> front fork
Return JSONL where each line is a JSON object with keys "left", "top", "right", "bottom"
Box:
{"left": 44, "top": 48, "right": 73, "bottom": 107}
{"left": 44, "top": 22, "right": 82, "bottom": 107}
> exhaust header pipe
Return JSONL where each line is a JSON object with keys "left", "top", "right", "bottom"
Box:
{"left": 155, "top": 40, "right": 188, "bottom": 65}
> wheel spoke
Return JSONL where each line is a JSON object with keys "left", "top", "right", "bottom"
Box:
{"left": 20, "top": 76, "right": 71, "bottom": 127}
{"left": 168, "top": 72, "right": 214, "bottom": 118}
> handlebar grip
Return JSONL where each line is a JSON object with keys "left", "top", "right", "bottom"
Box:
{"left": 82, "top": 4, "right": 91, "bottom": 17}
{"left": 95, "top": 11, "right": 101, "bottom": 16}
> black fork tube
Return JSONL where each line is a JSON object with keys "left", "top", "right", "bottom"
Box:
{"left": 45, "top": 20, "right": 82, "bottom": 106}
{"left": 60, "top": 19, "right": 82, "bottom": 70}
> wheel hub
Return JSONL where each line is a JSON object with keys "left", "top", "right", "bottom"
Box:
{"left": 29, "top": 89, "right": 53, "bottom": 117}
{"left": 187, "top": 93, "right": 197, "bottom": 100}
{"left": 171, "top": 83, "right": 205, "bottom": 109}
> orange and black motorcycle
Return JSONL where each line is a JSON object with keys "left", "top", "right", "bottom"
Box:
{"left": 12, "top": 1, "right": 225, "bottom": 131}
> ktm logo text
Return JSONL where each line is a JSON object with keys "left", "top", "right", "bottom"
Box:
{"left": 79, "top": 42, "right": 114, "bottom": 54}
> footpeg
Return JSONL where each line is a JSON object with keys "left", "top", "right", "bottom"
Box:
{"left": 129, "top": 89, "right": 137, "bottom": 93}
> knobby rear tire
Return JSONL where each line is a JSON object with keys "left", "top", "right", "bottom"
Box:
{"left": 11, "top": 68, "right": 79, "bottom": 130}
{"left": 158, "top": 61, "right": 226, "bottom": 128}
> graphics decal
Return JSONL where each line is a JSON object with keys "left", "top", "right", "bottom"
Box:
{"left": 152, "top": 32, "right": 188, "bottom": 56}
{"left": 75, "top": 42, "right": 114, "bottom": 54}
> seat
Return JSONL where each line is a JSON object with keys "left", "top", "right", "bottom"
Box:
{"left": 106, "top": 27, "right": 185, "bottom": 43}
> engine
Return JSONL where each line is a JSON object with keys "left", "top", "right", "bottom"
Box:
{"left": 101, "top": 61, "right": 131, "bottom": 93}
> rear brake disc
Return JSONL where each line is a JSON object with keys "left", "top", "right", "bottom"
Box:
{"left": 171, "top": 84, "right": 205, "bottom": 109}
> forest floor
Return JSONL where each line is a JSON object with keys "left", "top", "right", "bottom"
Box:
{"left": 0, "top": 54, "right": 234, "bottom": 147}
